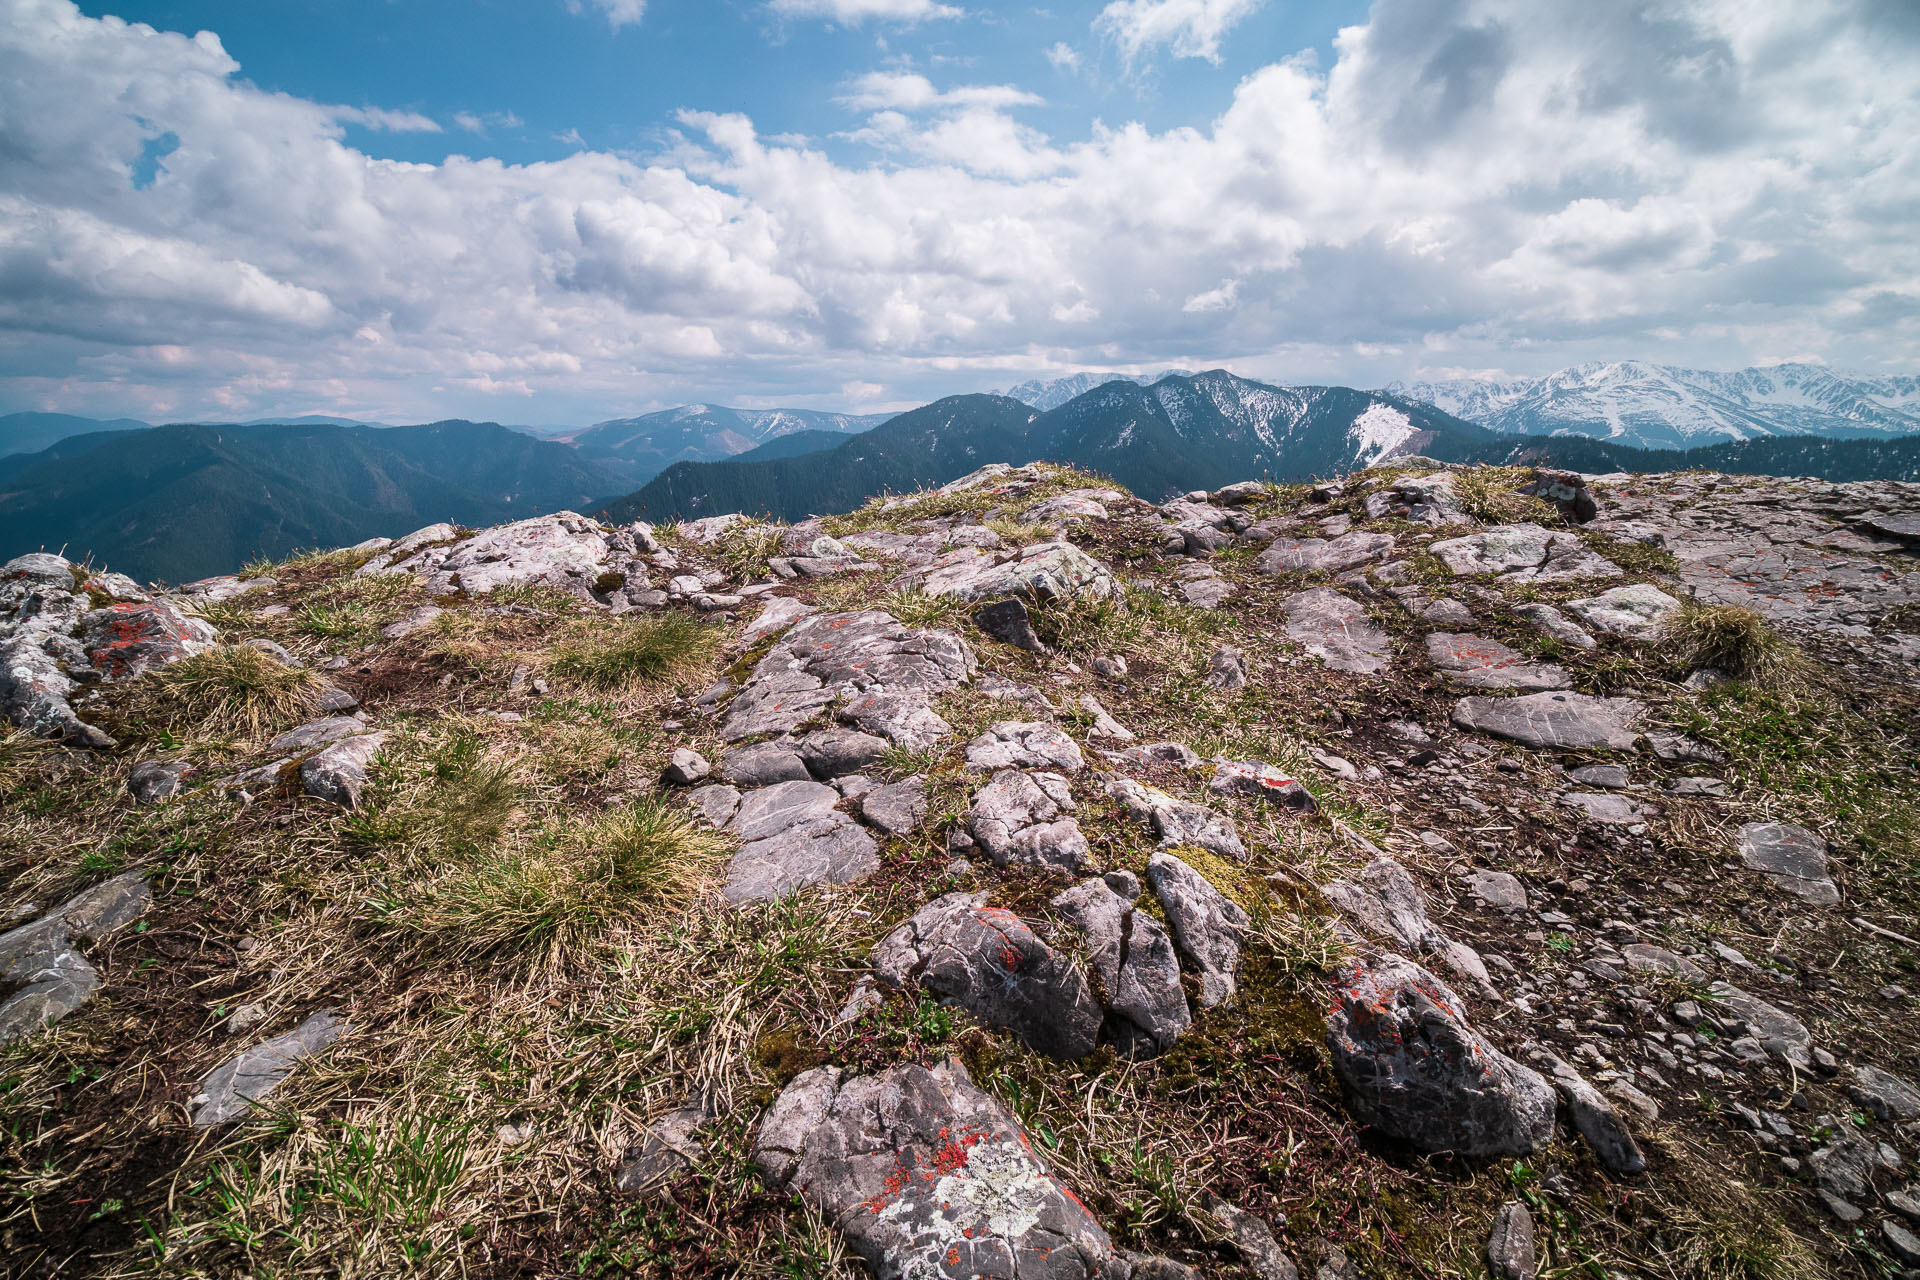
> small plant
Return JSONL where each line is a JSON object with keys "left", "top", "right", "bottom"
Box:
{"left": 878, "top": 589, "right": 971, "bottom": 631}
{"left": 715, "top": 524, "right": 785, "bottom": 581}
{"left": 489, "top": 582, "right": 583, "bottom": 612}
{"left": 1659, "top": 600, "right": 1805, "bottom": 688}
{"left": 403, "top": 798, "right": 726, "bottom": 967}
{"left": 300, "top": 601, "right": 369, "bottom": 639}
{"left": 140, "top": 645, "right": 327, "bottom": 736}
{"left": 547, "top": 614, "right": 718, "bottom": 692}
{"left": 1450, "top": 466, "right": 1561, "bottom": 525}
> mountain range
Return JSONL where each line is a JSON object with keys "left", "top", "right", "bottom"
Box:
{"left": 605, "top": 372, "right": 1491, "bottom": 524}
{"left": 562, "top": 404, "right": 891, "bottom": 488}
{"left": 0, "top": 422, "right": 626, "bottom": 584}
{"left": 1392, "top": 361, "right": 1920, "bottom": 449}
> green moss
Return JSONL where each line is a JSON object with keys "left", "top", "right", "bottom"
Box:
{"left": 752, "top": 1029, "right": 826, "bottom": 1084}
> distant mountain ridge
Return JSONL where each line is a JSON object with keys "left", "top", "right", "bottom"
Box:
{"left": 994, "top": 370, "right": 1196, "bottom": 412}
{"left": 0, "top": 421, "right": 627, "bottom": 583}
{"left": 568, "top": 404, "right": 891, "bottom": 488}
{"left": 604, "top": 371, "right": 1494, "bottom": 524}
{"left": 1392, "top": 361, "right": 1920, "bottom": 449}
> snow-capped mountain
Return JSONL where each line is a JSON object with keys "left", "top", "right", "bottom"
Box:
{"left": 1392, "top": 362, "right": 1920, "bottom": 449}
{"left": 567, "top": 404, "right": 891, "bottom": 487}
{"left": 997, "top": 370, "right": 1196, "bottom": 412}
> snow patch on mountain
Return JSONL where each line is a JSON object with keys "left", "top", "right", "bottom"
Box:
{"left": 1392, "top": 362, "right": 1920, "bottom": 449}
{"left": 1000, "top": 370, "right": 1196, "bottom": 412}
{"left": 1347, "top": 403, "right": 1417, "bottom": 466}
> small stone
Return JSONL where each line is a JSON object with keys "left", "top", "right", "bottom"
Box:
{"left": 1146, "top": 852, "right": 1249, "bottom": 1008}
{"left": 1738, "top": 822, "right": 1840, "bottom": 905}
{"left": 192, "top": 1010, "right": 346, "bottom": 1127}
{"left": 299, "top": 732, "right": 386, "bottom": 808}
{"left": 1487, "top": 1202, "right": 1537, "bottom": 1280}
{"left": 859, "top": 776, "right": 929, "bottom": 837}
{"left": 1565, "top": 763, "right": 1630, "bottom": 790}
{"left": 719, "top": 742, "right": 811, "bottom": 787}
{"left": 664, "top": 747, "right": 711, "bottom": 785}
{"left": 128, "top": 760, "right": 196, "bottom": 805}
{"left": 972, "top": 597, "right": 1046, "bottom": 652}
{"left": 1205, "top": 645, "right": 1249, "bottom": 689}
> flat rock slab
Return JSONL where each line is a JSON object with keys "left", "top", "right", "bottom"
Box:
{"left": 1452, "top": 692, "right": 1643, "bottom": 751}
{"left": 1283, "top": 587, "right": 1391, "bottom": 675}
{"left": 742, "top": 597, "right": 816, "bottom": 646}
{"left": 873, "top": 892, "right": 1100, "bottom": 1060}
{"left": 1326, "top": 955, "right": 1555, "bottom": 1157}
{"left": 1107, "top": 777, "right": 1245, "bottom": 859}
{"left": 1710, "top": 982, "right": 1814, "bottom": 1069}
{"left": 720, "top": 742, "right": 811, "bottom": 787}
{"left": 389, "top": 512, "right": 611, "bottom": 596}
{"left": 1560, "top": 792, "right": 1655, "bottom": 826}
{"left": 724, "top": 610, "right": 974, "bottom": 743}
{"left": 970, "top": 770, "right": 1091, "bottom": 874}
{"left": 192, "top": 1009, "right": 346, "bottom": 1126}
{"left": 756, "top": 1059, "right": 1133, "bottom": 1278}
{"left": 725, "top": 781, "right": 879, "bottom": 903}
{"left": 1430, "top": 524, "right": 1620, "bottom": 581}
{"left": 1568, "top": 584, "right": 1682, "bottom": 640}
{"left": 966, "top": 721, "right": 1085, "bottom": 773}
{"left": 1518, "top": 603, "right": 1597, "bottom": 650}
{"left": 905, "top": 540, "right": 1119, "bottom": 603}
{"left": 1256, "top": 532, "right": 1396, "bottom": 575}
{"left": 1425, "top": 633, "right": 1571, "bottom": 691}
{"left": 860, "top": 776, "right": 929, "bottom": 837}
{"left": 1470, "top": 871, "right": 1528, "bottom": 912}
{"left": 1738, "top": 822, "right": 1840, "bottom": 905}
{"left": 268, "top": 715, "right": 370, "bottom": 755}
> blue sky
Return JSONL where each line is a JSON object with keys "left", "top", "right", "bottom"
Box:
{"left": 79, "top": 1, "right": 1363, "bottom": 167}
{"left": 5, "top": 0, "right": 1919, "bottom": 424}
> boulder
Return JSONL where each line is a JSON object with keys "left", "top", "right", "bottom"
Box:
{"left": 191, "top": 1009, "right": 346, "bottom": 1127}
{"left": 1283, "top": 588, "right": 1391, "bottom": 675}
{"left": 755, "top": 1059, "right": 1133, "bottom": 1278}
{"left": 719, "top": 742, "right": 812, "bottom": 787}
{"left": 1523, "top": 469, "right": 1598, "bottom": 523}
{"left": 77, "top": 601, "right": 218, "bottom": 680}
{"left": 724, "top": 780, "right": 879, "bottom": 904}
{"left": 860, "top": 776, "right": 929, "bottom": 837}
{"left": 1107, "top": 777, "right": 1246, "bottom": 859}
{"left": 387, "top": 512, "right": 613, "bottom": 597}
{"left": 969, "top": 771, "right": 1092, "bottom": 875}
{"left": 907, "top": 541, "right": 1119, "bottom": 603}
{"left": 1451, "top": 692, "right": 1643, "bottom": 751}
{"left": 1256, "top": 532, "right": 1397, "bottom": 575}
{"left": 723, "top": 611, "right": 974, "bottom": 744}
{"left": 1424, "top": 634, "right": 1571, "bottom": 692}
{"left": 1146, "top": 852, "right": 1249, "bottom": 1008}
{"left": 1470, "top": 871, "right": 1528, "bottom": 912}
{"left": 1365, "top": 474, "right": 1471, "bottom": 527}
{"left": 1050, "top": 876, "right": 1190, "bottom": 1056}
{"left": 1325, "top": 956, "right": 1555, "bottom": 1156}
{"left": 1430, "top": 524, "right": 1619, "bottom": 581}
{"left": 872, "top": 892, "right": 1101, "bottom": 1060}
{"left": 973, "top": 598, "right": 1047, "bottom": 652}
{"left": 965, "top": 721, "right": 1085, "bottom": 773}
{"left": 1568, "top": 584, "right": 1683, "bottom": 640}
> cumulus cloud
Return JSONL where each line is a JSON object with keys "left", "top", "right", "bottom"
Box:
{"left": 1046, "top": 42, "right": 1081, "bottom": 72}
{"left": 767, "top": 0, "right": 962, "bottom": 25}
{"left": 0, "top": 0, "right": 1916, "bottom": 423}
{"left": 1094, "top": 0, "right": 1265, "bottom": 66}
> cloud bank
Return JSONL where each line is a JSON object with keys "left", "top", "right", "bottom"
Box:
{"left": 0, "top": 0, "right": 1915, "bottom": 422}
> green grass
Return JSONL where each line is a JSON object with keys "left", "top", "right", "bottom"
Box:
{"left": 878, "top": 588, "right": 972, "bottom": 631}
{"left": 138, "top": 644, "right": 327, "bottom": 737}
{"left": 401, "top": 799, "right": 728, "bottom": 969}
{"left": 488, "top": 582, "right": 584, "bottom": 612}
{"left": 547, "top": 615, "right": 719, "bottom": 692}
{"left": 1449, "top": 466, "right": 1561, "bottom": 525}
{"left": 715, "top": 523, "right": 786, "bottom": 582}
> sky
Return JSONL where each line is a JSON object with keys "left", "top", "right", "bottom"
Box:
{"left": 1, "top": 0, "right": 1917, "bottom": 425}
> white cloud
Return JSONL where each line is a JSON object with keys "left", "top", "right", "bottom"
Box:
{"left": 1094, "top": 0, "right": 1264, "bottom": 66}
{"left": 453, "top": 110, "right": 525, "bottom": 136}
{"left": 767, "top": 0, "right": 962, "bottom": 25}
{"left": 567, "top": 0, "right": 646, "bottom": 30}
{"left": 2, "top": 0, "right": 1917, "bottom": 423}
{"left": 330, "top": 105, "right": 442, "bottom": 133}
{"left": 1046, "top": 42, "right": 1081, "bottom": 72}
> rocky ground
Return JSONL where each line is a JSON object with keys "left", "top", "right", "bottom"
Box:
{"left": 2, "top": 459, "right": 1919, "bottom": 1280}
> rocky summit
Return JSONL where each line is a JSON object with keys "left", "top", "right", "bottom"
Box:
{"left": 2, "top": 460, "right": 1919, "bottom": 1280}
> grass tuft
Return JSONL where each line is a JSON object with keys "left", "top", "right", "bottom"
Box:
{"left": 1659, "top": 600, "right": 1806, "bottom": 687}
{"left": 548, "top": 614, "right": 718, "bottom": 692}
{"left": 139, "top": 645, "right": 327, "bottom": 737}
{"left": 403, "top": 799, "right": 727, "bottom": 968}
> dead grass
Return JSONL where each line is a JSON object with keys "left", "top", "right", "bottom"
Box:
{"left": 1658, "top": 600, "right": 1807, "bottom": 688}
{"left": 1449, "top": 466, "right": 1561, "bottom": 525}
{"left": 548, "top": 614, "right": 719, "bottom": 692}
{"left": 130, "top": 644, "right": 328, "bottom": 738}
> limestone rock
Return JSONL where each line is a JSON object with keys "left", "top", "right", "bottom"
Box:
{"left": 1738, "top": 822, "right": 1840, "bottom": 906}
{"left": 1325, "top": 956, "right": 1555, "bottom": 1156}
{"left": 1146, "top": 852, "right": 1249, "bottom": 1008}
{"left": 966, "top": 721, "right": 1085, "bottom": 773}
{"left": 299, "top": 732, "right": 386, "bottom": 808}
{"left": 1486, "top": 1202, "right": 1537, "bottom": 1280}
{"left": 872, "top": 892, "right": 1100, "bottom": 1060}
{"left": 1430, "top": 524, "right": 1619, "bottom": 581}
{"left": 1425, "top": 633, "right": 1571, "bottom": 691}
{"left": 1209, "top": 759, "right": 1317, "bottom": 811}
{"left": 973, "top": 598, "right": 1047, "bottom": 652}
{"left": 741, "top": 597, "right": 816, "bottom": 646}
{"left": 1710, "top": 983, "right": 1814, "bottom": 1070}
{"left": 1283, "top": 588, "right": 1391, "bottom": 674}
{"left": 1452, "top": 691, "right": 1643, "bottom": 750}
{"left": 908, "top": 540, "right": 1119, "bottom": 603}
{"left": 860, "top": 776, "right": 929, "bottom": 837}
{"left": 664, "top": 748, "right": 711, "bottom": 785}
{"left": 1205, "top": 645, "right": 1249, "bottom": 690}
{"left": 723, "top": 610, "right": 974, "bottom": 744}
{"left": 388, "top": 513, "right": 612, "bottom": 597}
{"left": 796, "top": 728, "right": 890, "bottom": 779}
{"left": 1051, "top": 876, "right": 1190, "bottom": 1056}
{"left": 1470, "top": 871, "right": 1528, "bottom": 912}
{"left": 1517, "top": 603, "right": 1597, "bottom": 650}
{"left": 719, "top": 742, "right": 811, "bottom": 787}
{"left": 1079, "top": 695, "right": 1135, "bottom": 742}
{"left": 755, "top": 1059, "right": 1132, "bottom": 1277}
{"left": 1257, "top": 532, "right": 1397, "bottom": 575}
{"left": 725, "top": 780, "right": 879, "bottom": 904}
{"left": 1547, "top": 1058, "right": 1646, "bottom": 1175}
{"left": 267, "top": 715, "right": 370, "bottom": 755}
{"left": 616, "top": 1102, "right": 707, "bottom": 1194}
{"left": 1852, "top": 1065, "right": 1920, "bottom": 1122}
{"left": 1568, "top": 584, "right": 1683, "bottom": 640}
{"left": 1107, "top": 777, "right": 1245, "bottom": 859}
{"left": 969, "top": 770, "right": 1091, "bottom": 875}
{"left": 128, "top": 760, "right": 196, "bottom": 805}
{"left": 192, "top": 1009, "right": 346, "bottom": 1126}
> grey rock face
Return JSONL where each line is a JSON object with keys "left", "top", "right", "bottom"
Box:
{"left": 192, "top": 1009, "right": 346, "bottom": 1126}
{"left": 1325, "top": 956, "right": 1555, "bottom": 1157}
{"left": 1560, "top": 792, "right": 1655, "bottom": 826}
{"left": 1430, "top": 524, "right": 1620, "bottom": 581}
{"left": 969, "top": 771, "right": 1092, "bottom": 875}
{"left": 723, "top": 610, "right": 974, "bottom": 745}
{"left": 966, "top": 721, "right": 1085, "bottom": 773}
{"left": 1424, "top": 634, "right": 1571, "bottom": 692}
{"left": 0, "top": 874, "right": 142, "bottom": 1047}
{"left": 973, "top": 598, "right": 1047, "bottom": 652}
{"left": 1486, "top": 1202, "right": 1538, "bottom": 1280}
{"left": 1451, "top": 692, "right": 1643, "bottom": 750}
{"left": 1516, "top": 603, "right": 1597, "bottom": 650}
{"left": 1366, "top": 473, "right": 1471, "bottom": 527}
{"left": 616, "top": 1102, "right": 708, "bottom": 1194}
{"left": 128, "top": 760, "right": 196, "bottom": 805}
{"left": 1565, "top": 763, "right": 1630, "bottom": 789}
{"left": 1050, "top": 876, "right": 1190, "bottom": 1056}
{"left": 725, "top": 780, "right": 879, "bottom": 904}
{"left": 907, "top": 540, "right": 1120, "bottom": 603}
{"left": 1201, "top": 1198, "right": 1299, "bottom": 1280}
{"left": 1547, "top": 1058, "right": 1646, "bottom": 1175}
{"left": 1470, "top": 871, "right": 1528, "bottom": 912}
{"left": 1209, "top": 759, "right": 1316, "bottom": 811}
{"left": 1282, "top": 588, "right": 1391, "bottom": 674}
{"left": 1852, "top": 1065, "right": 1920, "bottom": 1122}
{"left": 1107, "top": 777, "right": 1245, "bottom": 859}
{"left": 1079, "top": 695, "right": 1134, "bottom": 742}
{"left": 267, "top": 715, "right": 369, "bottom": 755}
{"left": 299, "top": 731, "right": 387, "bottom": 808}
{"left": 742, "top": 597, "right": 816, "bottom": 646}
{"left": 1146, "top": 852, "right": 1249, "bottom": 1008}
{"left": 1123, "top": 741, "right": 1203, "bottom": 772}
{"left": 687, "top": 784, "right": 741, "bottom": 828}
{"left": 1256, "top": 532, "right": 1397, "bottom": 575}
{"left": 1324, "top": 858, "right": 1448, "bottom": 955}
{"left": 1710, "top": 982, "right": 1814, "bottom": 1070}
{"left": 872, "top": 892, "right": 1101, "bottom": 1060}
{"left": 860, "top": 776, "right": 929, "bottom": 836}
{"left": 1737, "top": 822, "right": 1840, "bottom": 905}
{"left": 1567, "top": 584, "right": 1683, "bottom": 640}
{"left": 756, "top": 1059, "right": 1132, "bottom": 1279}
{"left": 719, "top": 742, "right": 812, "bottom": 787}
{"left": 387, "top": 512, "right": 612, "bottom": 597}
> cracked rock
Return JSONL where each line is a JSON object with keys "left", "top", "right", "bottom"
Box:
{"left": 724, "top": 780, "right": 879, "bottom": 904}
{"left": 966, "top": 721, "right": 1085, "bottom": 773}
{"left": 969, "top": 771, "right": 1092, "bottom": 875}
{"left": 1146, "top": 852, "right": 1248, "bottom": 1008}
{"left": 1051, "top": 876, "right": 1189, "bottom": 1057}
